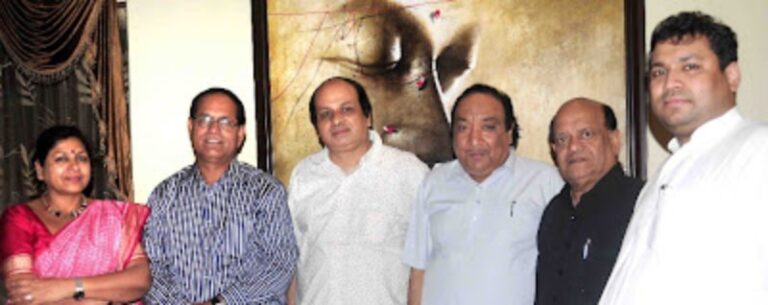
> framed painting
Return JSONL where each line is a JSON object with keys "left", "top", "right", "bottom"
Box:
{"left": 252, "top": 0, "right": 646, "bottom": 184}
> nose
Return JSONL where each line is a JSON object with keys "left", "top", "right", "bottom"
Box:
{"left": 330, "top": 111, "right": 342, "bottom": 126}
{"left": 68, "top": 158, "right": 81, "bottom": 171}
{"left": 206, "top": 120, "right": 223, "bottom": 133}
{"left": 567, "top": 137, "right": 583, "bottom": 152}
{"left": 468, "top": 125, "right": 482, "bottom": 145}
{"left": 663, "top": 69, "right": 682, "bottom": 92}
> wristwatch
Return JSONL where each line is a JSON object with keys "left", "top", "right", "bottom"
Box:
{"left": 210, "top": 295, "right": 225, "bottom": 305}
{"left": 73, "top": 278, "right": 85, "bottom": 301}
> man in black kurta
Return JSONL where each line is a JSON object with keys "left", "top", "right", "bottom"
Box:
{"left": 536, "top": 98, "right": 643, "bottom": 305}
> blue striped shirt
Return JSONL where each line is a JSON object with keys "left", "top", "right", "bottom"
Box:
{"left": 143, "top": 160, "right": 298, "bottom": 304}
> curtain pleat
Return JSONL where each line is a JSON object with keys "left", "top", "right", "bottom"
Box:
{"left": 97, "top": 0, "right": 132, "bottom": 201}
{"left": 0, "top": 0, "right": 104, "bottom": 83}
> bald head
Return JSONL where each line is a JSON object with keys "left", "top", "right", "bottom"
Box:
{"left": 549, "top": 98, "right": 621, "bottom": 204}
{"left": 549, "top": 98, "right": 617, "bottom": 144}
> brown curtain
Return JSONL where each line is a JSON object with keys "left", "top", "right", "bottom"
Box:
{"left": 0, "top": 0, "right": 132, "bottom": 212}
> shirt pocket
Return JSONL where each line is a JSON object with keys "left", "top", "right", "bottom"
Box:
{"left": 219, "top": 217, "right": 250, "bottom": 265}
{"left": 494, "top": 199, "right": 542, "bottom": 247}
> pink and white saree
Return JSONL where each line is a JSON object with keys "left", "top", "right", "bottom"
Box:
{"left": 0, "top": 200, "right": 149, "bottom": 303}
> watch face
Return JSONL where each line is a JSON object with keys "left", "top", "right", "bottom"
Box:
{"left": 73, "top": 278, "right": 85, "bottom": 300}
{"left": 73, "top": 290, "right": 85, "bottom": 301}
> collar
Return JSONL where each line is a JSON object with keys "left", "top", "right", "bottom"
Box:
{"left": 667, "top": 107, "right": 741, "bottom": 152}
{"left": 191, "top": 159, "right": 240, "bottom": 185}
{"left": 573, "top": 163, "right": 626, "bottom": 202}
{"left": 449, "top": 148, "right": 517, "bottom": 183}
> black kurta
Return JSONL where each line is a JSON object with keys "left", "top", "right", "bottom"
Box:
{"left": 535, "top": 164, "right": 644, "bottom": 305}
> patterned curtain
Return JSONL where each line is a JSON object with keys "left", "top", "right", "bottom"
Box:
{"left": 0, "top": 0, "right": 132, "bottom": 209}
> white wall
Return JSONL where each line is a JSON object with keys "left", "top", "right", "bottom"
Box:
{"left": 645, "top": 1, "right": 768, "bottom": 177}
{"left": 127, "top": 0, "right": 256, "bottom": 202}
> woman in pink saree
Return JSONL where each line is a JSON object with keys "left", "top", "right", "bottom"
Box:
{"left": 1, "top": 126, "right": 150, "bottom": 304}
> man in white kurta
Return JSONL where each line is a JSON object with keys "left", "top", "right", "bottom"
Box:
{"left": 599, "top": 12, "right": 768, "bottom": 305}
{"left": 288, "top": 77, "right": 428, "bottom": 305}
{"left": 402, "top": 84, "right": 563, "bottom": 305}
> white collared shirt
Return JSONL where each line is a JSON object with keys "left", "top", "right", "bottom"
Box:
{"left": 288, "top": 131, "right": 428, "bottom": 305}
{"left": 599, "top": 109, "right": 768, "bottom": 305}
{"left": 402, "top": 151, "right": 563, "bottom": 305}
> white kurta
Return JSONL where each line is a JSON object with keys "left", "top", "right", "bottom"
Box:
{"left": 288, "top": 131, "right": 428, "bottom": 305}
{"left": 600, "top": 109, "right": 768, "bottom": 305}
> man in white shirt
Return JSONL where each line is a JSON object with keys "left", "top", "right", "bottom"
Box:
{"left": 287, "top": 77, "right": 428, "bottom": 305}
{"left": 402, "top": 84, "right": 563, "bottom": 305}
{"left": 599, "top": 11, "right": 768, "bottom": 305}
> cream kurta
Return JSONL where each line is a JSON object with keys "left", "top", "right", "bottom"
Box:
{"left": 288, "top": 131, "right": 428, "bottom": 305}
{"left": 599, "top": 109, "right": 768, "bottom": 305}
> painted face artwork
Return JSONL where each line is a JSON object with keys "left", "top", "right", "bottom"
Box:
{"left": 268, "top": 0, "right": 627, "bottom": 183}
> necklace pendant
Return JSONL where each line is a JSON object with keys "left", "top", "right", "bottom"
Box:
{"left": 41, "top": 193, "right": 88, "bottom": 219}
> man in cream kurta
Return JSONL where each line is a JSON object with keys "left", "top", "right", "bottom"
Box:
{"left": 599, "top": 12, "right": 768, "bottom": 305}
{"left": 287, "top": 77, "right": 428, "bottom": 305}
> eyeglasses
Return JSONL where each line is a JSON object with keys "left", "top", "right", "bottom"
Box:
{"left": 193, "top": 115, "right": 240, "bottom": 131}
{"left": 552, "top": 128, "right": 596, "bottom": 150}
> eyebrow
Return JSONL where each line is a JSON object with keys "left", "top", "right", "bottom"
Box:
{"left": 52, "top": 150, "right": 87, "bottom": 155}
{"left": 652, "top": 53, "right": 702, "bottom": 66}
{"left": 318, "top": 101, "right": 355, "bottom": 110}
{"left": 678, "top": 54, "right": 701, "bottom": 62}
{"left": 196, "top": 112, "right": 232, "bottom": 118}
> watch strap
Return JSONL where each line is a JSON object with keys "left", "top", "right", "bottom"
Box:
{"left": 210, "top": 295, "right": 225, "bottom": 305}
{"left": 73, "top": 278, "right": 85, "bottom": 300}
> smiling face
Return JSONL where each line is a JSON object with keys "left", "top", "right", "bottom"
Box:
{"left": 649, "top": 35, "right": 740, "bottom": 144}
{"left": 551, "top": 100, "right": 620, "bottom": 197}
{"left": 452, "top": 92, "right": 512, "bottom": 182}
{"left": 35, "top": 137, "right": 92, "bottom": 196}
{"left": 313, "top": 79, "right": 373, "bottom": 157}
{"left": 188, "top": 93, "right": 246, "bottom": 167}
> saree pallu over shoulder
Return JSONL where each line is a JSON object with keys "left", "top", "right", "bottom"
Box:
{"left": 35, "top": 200, "right": 149, "bottom": 278}
{"left": 1, "top": 200, "right": 149, "bottom": 278}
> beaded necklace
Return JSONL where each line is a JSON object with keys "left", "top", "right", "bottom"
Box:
{"left": 40, "top": 194, "right": 88, "bottom": 218}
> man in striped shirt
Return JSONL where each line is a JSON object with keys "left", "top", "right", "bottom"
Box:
{"left": 143, "top": 88, "right": 298, "bottom": 304}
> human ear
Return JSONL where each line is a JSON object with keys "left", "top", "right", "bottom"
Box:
{"left": 724, "top": 62, "right": 741, "bottom": 93}
{"left": 35, "top": 161, "right": 44, "bottom": 181}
